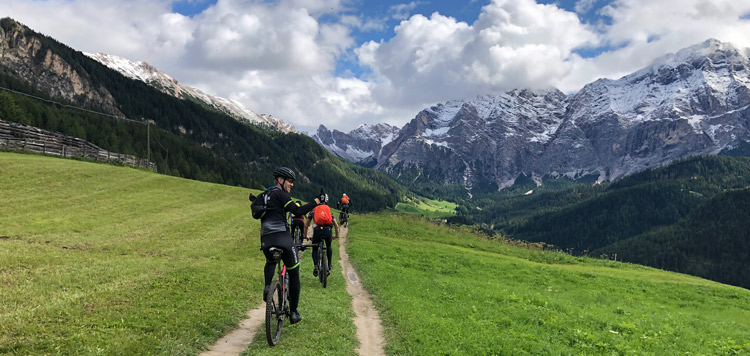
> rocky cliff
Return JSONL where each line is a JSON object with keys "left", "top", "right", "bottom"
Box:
{"left": 0, "top": 18, "right": 122, "bottom": 117}
{"left": 316, "top": 39, "right": 750, "bottom": 189}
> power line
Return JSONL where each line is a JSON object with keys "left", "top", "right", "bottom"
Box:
{"left": 0, "top": 85, "right": 170, "bottom": 170}
{"left": 0, "top": 86, "right": 144, "bottom": 124}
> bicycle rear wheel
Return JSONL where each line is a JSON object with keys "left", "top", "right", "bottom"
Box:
{"left": 292, "top": 228, "right": 301, "bottom": 246}
{"left": 319, "top": 244, "right": 328, "bottom": 288}
{"left": 265, "top": 280, "right": 283, "bottom": 346}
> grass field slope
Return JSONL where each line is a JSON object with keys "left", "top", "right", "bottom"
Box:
{"left": 3, "top": 152, "right": 750, "bottom": 355}
{"left": 346, "top": 214, "right": 750, "bottom": 355}
{"left": 0, "top": 152, "right": 356, "bottom": 355}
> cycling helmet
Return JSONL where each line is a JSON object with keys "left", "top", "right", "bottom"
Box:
{"left": 273, "top": 167, "right": 296, "bottom": 180}
{"left": 343, "top": 193, "right": 347, "bottom": 196}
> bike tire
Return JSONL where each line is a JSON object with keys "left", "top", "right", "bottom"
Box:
{"left": 320, "top": 244, "right": 328, "bottom": 288}
{"left": 265, "top": 280, "right": 283, "bottom": 346}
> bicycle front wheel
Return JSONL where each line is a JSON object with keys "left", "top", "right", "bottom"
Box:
{"left": 320, "top": 245, "right": 328, "bottom": 288}
{"left": 265, "top": 280, "right": 283, "bottom": 346}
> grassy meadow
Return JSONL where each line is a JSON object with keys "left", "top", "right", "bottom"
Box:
{"left": 0, "top": 152, "right": 355, "bottom": 355}
{"left": 346, "top": 213, "right": 750, "bottom": 355}
{"left": 395, "top": 197, "right": 457, "bottom": 218}
{"left": 3, "top": 152, "right": 750, "bottom": 355}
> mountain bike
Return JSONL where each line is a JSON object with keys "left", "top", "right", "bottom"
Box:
{"left": 264, "top": 247, "right": 289, "bottom": 346}
{"left": 339, "top": 210, "right": 348, "bottom": 228}
{"left": 292, "top": 224, "right": 302, "bottom": 246}
{"left": 301, "top": 239, "right": 329, "bottom": 288}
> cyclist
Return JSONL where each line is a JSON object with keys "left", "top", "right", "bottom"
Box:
{"left": 303, "top": 197, "right": 339, "bottom": 276}
{"left": 289, "top": 200, "right": 306, "bottom": 242}
{"left": 337, "top": 193, "right": 351, "bottom": 214}
{"left": 260, "top": 167, "right": 325, "bottom": 325}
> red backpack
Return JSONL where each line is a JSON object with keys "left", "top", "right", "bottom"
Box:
{"left": 313, "top": 205, "right": 333, "bottom": 225}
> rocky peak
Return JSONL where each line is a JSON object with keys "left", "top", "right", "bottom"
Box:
{"left": 0, "top": 17, "right": 122, "bottom": 117}
{"left": 85, "top": 52, "right": 296, "bottom": 133}
{"left": 309, "top": 123, "right": 401, "bottom": 166}
{"left": 367, "top": 39, "right": 750, "bottom": 189}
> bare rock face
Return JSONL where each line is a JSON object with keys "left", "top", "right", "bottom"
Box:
{"left": 317, "top": 39, "right": 750, "bottom": 189}
{"left": 310, "top": 123, "right": 401, "bottom": 166}
{"left": 0, "top": 18, "right": 121, "bottom": 116}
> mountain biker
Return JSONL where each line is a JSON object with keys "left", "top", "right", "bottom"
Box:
{"left": 337, "top": 193, "right": 351, "bottom": 215}
{"left": 289, "top": 200, "right": 306, "bottom": 242}
{"left": 260, "top": 167, "right": 325, "bottom": 325}
{"left": 303, "top": 197, "right": 339, "bottom": 277}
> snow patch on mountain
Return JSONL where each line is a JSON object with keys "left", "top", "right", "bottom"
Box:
{"left": 85, "top": 52, "right": 295, "bottom": 133}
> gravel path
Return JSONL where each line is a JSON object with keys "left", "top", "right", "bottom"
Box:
{"left": 337, "top": 227, "right": 387, "bottom": 356}
{"left": 200, "top": 226, "right": 386, "bottom": 355}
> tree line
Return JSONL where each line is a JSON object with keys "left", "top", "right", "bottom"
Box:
{"left": 0, "top": 19, "right": 409, "bottom": 211}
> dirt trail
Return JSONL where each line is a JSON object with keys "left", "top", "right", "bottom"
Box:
{"left": 199, "top": 305, "right": 265, "bottom": 356}
{"left": 338, "top": 227, "right": 387, "bottom": 356}
{"left": 200, "top": 226, "right": 385, "bottom": 356}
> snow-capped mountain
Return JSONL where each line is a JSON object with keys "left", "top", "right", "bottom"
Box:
{"left": 321, "top": 39, "right": 750, "bottom": 189}
{"left": 85, "top": 52, "right": 295, "bottom": 133}
{"left": 311, "top": 123, "right": 401, "bottom": 166}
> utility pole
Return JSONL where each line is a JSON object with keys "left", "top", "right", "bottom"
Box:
{"left": 146, "top": 119, "right": 151, "bottom": 164}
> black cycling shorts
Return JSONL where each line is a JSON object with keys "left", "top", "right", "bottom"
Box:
{"left": 260, "top": 231, "right": 299, "bottom": 269}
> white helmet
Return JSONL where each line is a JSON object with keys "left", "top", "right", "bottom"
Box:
{"left": 343, "top": 193, "right": 347, "bottom": 196}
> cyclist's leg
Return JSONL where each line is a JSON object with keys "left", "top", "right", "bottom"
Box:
{"left": 311, "top": 231, "right": 321, "bottom": 267}
{"left": 279, "top": 237, "right": 301, "bottom": 313}
{"left": 262, "top": 231, "right": 301, "bottom": 312}
{"left": 324, "top": 230, "right": 333, "bottom": 270}
{"left": 260, "top": 233, "right": 286, "bottom": 286}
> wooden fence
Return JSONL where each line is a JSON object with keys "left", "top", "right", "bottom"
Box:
{"left": 0, "top": 120, "right": 156, "bottom": 171}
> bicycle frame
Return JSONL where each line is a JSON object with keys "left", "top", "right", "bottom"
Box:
{"left": 300, "top": 239, "right": 328, "bottom": 287}
{"left": 265, "top": 247, "right": 288, "bottom": 346}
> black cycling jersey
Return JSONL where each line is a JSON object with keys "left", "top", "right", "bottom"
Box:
{"left": 261, "top": 188, "right": 317, "bottom": 236}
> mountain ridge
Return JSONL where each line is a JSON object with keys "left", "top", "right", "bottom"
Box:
{"left": 84, "top": 52, "right": 295, "bottom": 133}
{"left": 314, "top": 38, "right": 750, "bottom": 190}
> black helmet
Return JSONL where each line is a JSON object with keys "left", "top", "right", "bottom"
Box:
{"left": 273, "top": 167, "right": 296, "bottom": 180}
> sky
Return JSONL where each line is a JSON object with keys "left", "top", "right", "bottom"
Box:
{"left": 2, "top": 0, "right": 750, "bottom": 133}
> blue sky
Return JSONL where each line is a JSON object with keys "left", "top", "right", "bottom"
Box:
{"left": 171, "top": 0, "right": 615, "bottom": 78}
{"left": 3, "top": 0, "right": 750, "bottom": 132}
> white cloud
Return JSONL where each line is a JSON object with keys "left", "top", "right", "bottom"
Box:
{"left": 2, "top": 0, "right": 750, "bottom": 133}
{"left": 357, "top": 0, "right": 599, "bottom": 106}
{"left": 575, "top": 0, "right": 598, "bottom": 14}
{"left": 389, "top": 1, "right": 423, "bottom": 20}
{"left": 554, "top": 0, "right": 750, "bottom": 91}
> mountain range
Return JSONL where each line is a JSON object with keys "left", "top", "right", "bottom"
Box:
{"left": 313, "top": 39, "right": 750, "bottom": 190}
{"left": 84, "top": 52, "right": 295, "bottom": 133}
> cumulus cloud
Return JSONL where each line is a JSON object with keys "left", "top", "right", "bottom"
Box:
{"left": 556, "top": 0, "right": 750, "bottom": 91}
{"left": 358, "top": 0, "right": 598, "bottom": 106}
{"left": 2, "top": 0, "right": 750, "bottom": 132}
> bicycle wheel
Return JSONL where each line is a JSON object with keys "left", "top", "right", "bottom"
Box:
{"left": 319, "top": 244, "right": 328, "bottom": 288}
{"left": 292, "top": 228, "right": 302, "bottom": 245}
{"left": 265, "top": 280, "right": 283, "bottom": 346}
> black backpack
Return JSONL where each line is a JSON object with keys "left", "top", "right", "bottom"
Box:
{"left": 250, "top": 186, "right": 280, "bottom": 219}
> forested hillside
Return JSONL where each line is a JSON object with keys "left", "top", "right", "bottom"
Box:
{"left": 447, "top": 155, "right": 750, "bottom": 288}
{"left": 594, "top": 188, "right": 750, "bottom": 289}
{"left": 0, "top": 18, "right": 407, "bottom": 211}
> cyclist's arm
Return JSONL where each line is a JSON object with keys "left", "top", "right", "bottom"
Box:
{"left": 332, "top": 219, "right": 339, "bottom": 239}
{"left": 303, "top": 217, "right": 311, "bottom": 239}
{"left": 280, "top": 193, "right": 316, "bottom": 216}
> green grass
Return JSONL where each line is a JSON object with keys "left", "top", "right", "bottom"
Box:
{"left": 0, "top": 152, "right": 356, "bottom": 355}
{"left": 242, "top": 242, "right": 357, "bottom": 355}
{"left": 395, "top": 197, "right": 457, "bottom": 218}
{"left": 5, "top": 152, "right": 750, "bottom": 356}
{"left": 346, "top": 213, "right": 750, "bottom": 356}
